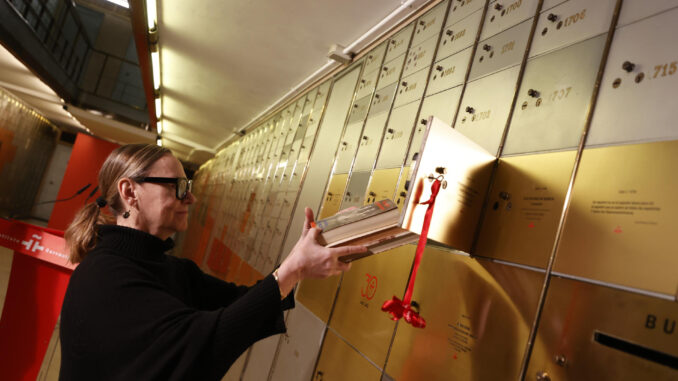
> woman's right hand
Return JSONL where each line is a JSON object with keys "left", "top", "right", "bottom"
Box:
{"left": 276, "top": 209, "right": 367, "bottom": 297}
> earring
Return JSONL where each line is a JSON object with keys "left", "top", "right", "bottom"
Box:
{"left": 123, "top": 210, "right": 130, "bottom": 219}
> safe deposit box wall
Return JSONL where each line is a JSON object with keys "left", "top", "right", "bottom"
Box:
{"left": 179, "top": 1, "right": 678, "bottom": 380}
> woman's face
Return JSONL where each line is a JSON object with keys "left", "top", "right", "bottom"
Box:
{"left": 135, "top": 154, "right": 195, "bottom": 239}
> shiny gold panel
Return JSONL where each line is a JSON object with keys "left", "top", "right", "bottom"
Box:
{"left": 402, "top": 117, "right": 495, "bottom": 253}
{"left": 394, "top": 166, "right": 412, "bottom": 210}
{"left": 527, "top": 276, "right": 678, "bottom": 380}
{"left": 385, "top": 249, "right": 544, "bottom": 381}
{"left": 329, "top": 245, "right": 415, "bottom": 367}
{"left": 314, "top": 330, "right": 382, "bottom": 381}
{"left": 296, "top": 275, "right": 341, "bottom": 324}
{"left": 318, "top": 174, "right": 349, "bottom": 219}
{"left": 555, "top": 140, "right": 678, "bottom": 295}
{"left": 474, "top": 151, "right": 576, "bottom": 268}
{"left": 364, "top": 168, "right": 401, "bottom": 205}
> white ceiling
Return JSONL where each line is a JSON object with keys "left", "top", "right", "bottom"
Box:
{"left": 157, "top": 0, "right": 432, "bottom": 158}
{"left": 1, "top": 0, "right": 436, "bottom": 164}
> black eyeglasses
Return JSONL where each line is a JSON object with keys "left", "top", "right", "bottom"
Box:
{"left": 134, "top": 177, "right": 193, "bottom": 200}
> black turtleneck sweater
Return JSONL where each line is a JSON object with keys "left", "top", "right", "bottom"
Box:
{"left": 59, "top": 225, "right": 294, "bottom": 381}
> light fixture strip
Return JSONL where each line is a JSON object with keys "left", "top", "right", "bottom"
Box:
{"left": 146, "top": 0, "right": 157, "bottom": 30}
{"left": 151, "top": 51, "right": 160, "bottom": 91}
{"left": 154, "top": 96, "right": 161, "bottom": 119}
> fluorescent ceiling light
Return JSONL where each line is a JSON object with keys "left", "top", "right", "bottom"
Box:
{"left": 157, "top": 119, "right": 163, "bottom": 134}
{"left": 146, "top": 0, "right": 157, "bottom": 30}
{"left": 151, "top": 51, "right": 160, "bottom": 90}
{"left": 104, "top": 0, "right": 129, "bottom": 8}
{"left": 154, "top": 97, "right": 161, "bottom": 119}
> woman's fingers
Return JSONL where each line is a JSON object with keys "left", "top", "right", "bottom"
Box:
{"left": 302, "top": 207, "right": 315, "bottom": 237}
{"left": 329, "top": 244, "right": 368, "bottom": 259}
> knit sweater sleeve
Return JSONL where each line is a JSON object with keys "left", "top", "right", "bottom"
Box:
{"left": 60, "top": 254, "right": 291, "bottom": 381}
{"left": 179, "top": 258, "right": 295, "bottom": 312}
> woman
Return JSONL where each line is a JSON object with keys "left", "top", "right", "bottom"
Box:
{"left": 59, "top": 144, "right": 366, "bottom": 380}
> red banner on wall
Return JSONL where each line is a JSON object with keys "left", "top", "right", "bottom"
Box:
{"left": 0, "top": 218, "right": 74, "bottom": 270}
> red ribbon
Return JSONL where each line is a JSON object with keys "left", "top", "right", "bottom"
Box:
{"left": 381, "top": 178, "right": 442, "bottom": 328}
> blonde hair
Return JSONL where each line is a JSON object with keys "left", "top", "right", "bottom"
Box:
{"left": 65, "top": 144, "right": 171, "bottom": 263}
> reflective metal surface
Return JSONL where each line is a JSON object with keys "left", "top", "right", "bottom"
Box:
{"left": 296, "top": 274, "right": 342, "bottom": 324}
{"left": 269, "top": 305, "right": 326, "bottom": 381}
{"left": 393, "top": 67, "right": 430, "bottom": 108}
{"left": 314, "top": 330, "right": 383, "bottom": 381}
{"left": 504, "top": 34, "right": 606, "bottom": 155}
{"left": 555, "top": 140, "right": 678, "bottom": 296}
{"left": 526, "top": 276, "right": 678, "bottom": 380}
{"left": 318, "top": 174, "right": 349, "bottom": 219}
{"left": 376, "top": 101, "right": 420, "bottom": 169}
{"left": 334, "top": 121, "right": 366, "bottom": 174}
{"left": 365, "top": 168, "right": 402, "bottom": 204}
{"left": 378, "top": 54, "right": 408, "bottom": 90}
{"left": 469, "top": 18, "right": 533, "bottom": 81}
{"left": 455, "top": 65, "right": 521, "bottom": 155}
{"left": 446, "top": 0, "right": 487, "bottom": 27}
{"left": 402, "top": 117, "right": 495, "bottom": 252}
{"left": 412, "top": 0, "right": 449, "bottom": 47}
{"left": 353, "top": 113, "right": 389, "bottom": 172}
{"left": 342, "top": 171, "right": 372, "bottom": 209}
{"left": 437, "top": 6, "right": 485, "bottom": 60}
{"left": 403, "top": 35, "right": 439, "bottom": 77}
{"left": 481, "top": 0, "right": 539, "bottom": 40}
{"left": 587, "top": 7, "right": 678, "bottom": 147}
{"left": 474, "top": 150, "right": 576, "bottom": 268}
{"left": 385, "top": 24, "right": 415, "bottom": 62}
{"left": 427, "top": 47, "right": 473, "bottom": 95}
{"left": 530, "top": 0, "right": 616, "bottom": 58}
{"left": 329, "top": 245, "right": 415, "bottom": 366}
{"left": 385, "top": 249, "right": 544, "bottom": 381}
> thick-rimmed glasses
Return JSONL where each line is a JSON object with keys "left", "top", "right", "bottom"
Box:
{"left": 134, "top": 177, "right": 192, "bottom": 200}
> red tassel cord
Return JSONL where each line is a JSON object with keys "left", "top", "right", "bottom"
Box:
{"left": 381, "top": 178, "right": 442, "bottom": 328}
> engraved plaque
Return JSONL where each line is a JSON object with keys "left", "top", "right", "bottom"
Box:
{"left": 364, "top": 42, "right": 388, "bottom": 74}
{"left": 402, "top": 118, "right": 495, "bottom": 252}
{"left": 555, "top": 140, "right": 678, "bottom": 295}
{"left": 385, "top": 249, "right": 544, "bottom": 381}
{"left": 378, "top": 54, "right": 407, "bottom": 90}
{"left": 356, "top": 69, "right": 380, "bottom": 99}
{"left": 403, "top": 35, "right": 439, "bottom": 77}
{"left": 437, "top": 6, "right": 484, "bottom": 60}
{"left": 474, "top": 150, "right": 575, "bottom": 268}
{"left": 427, "top": 47, "right": 472, "bottom": 95}
{"left": 341, "top": 171, "right": 372, "bottom": 210}
{"left": 329, "top": 245, "right": 415, "bottom": 366}
{"left": 456, "top": 65, "right": 521, "bottom": 155}
{"left": 353, "top": 113, "right": 389, "bottom": 172}
{"left": 530, "top": 0, "right": 615, "bottom": 58}
{"left": 296, "top": 274, "right": 341, "bottom": 324}
{"left": 393, "top": 68, "right": 429, "bottom": 108}
{"left": 269, "top": 305, "right": 325, "bottom": 381}
{"left": 314, "top": 330, "right": 382, "bottom": 381}
{"left": 386, "top": 23, "right": 415, "bottom": 62}
{"left": 365, "top": 168, "right": 402, "bottom": 204}
{"left": 504, "top": 34, "right": 606, "bottom": 155}
{"left": 334, "top": 121, "right": 365, "bottom": 174}
{"left": 587, "top": 7, "right": 678, "bottom": 147}
{"left": 526, "top": 276, "right": 678, "bottom": 381}
{"left": 369, "top": 83, "right": 397, "bottom": 117}
{"left": 481, "top": 0, "right": 538, "bottom": 40}
{"left": 446, "top": 0, "right": 486, "bottom": 27}
{"left": 375, "top": 101, "right": 420, "bottom": 169}
{"left": 318, "top": 173, "right": 349, "bottom": 219}
{"left": 412, "top": 0, "right": 448, "bottom": 46}
{"left": 469, "top": 18, "right": 532, "bottom": 81}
